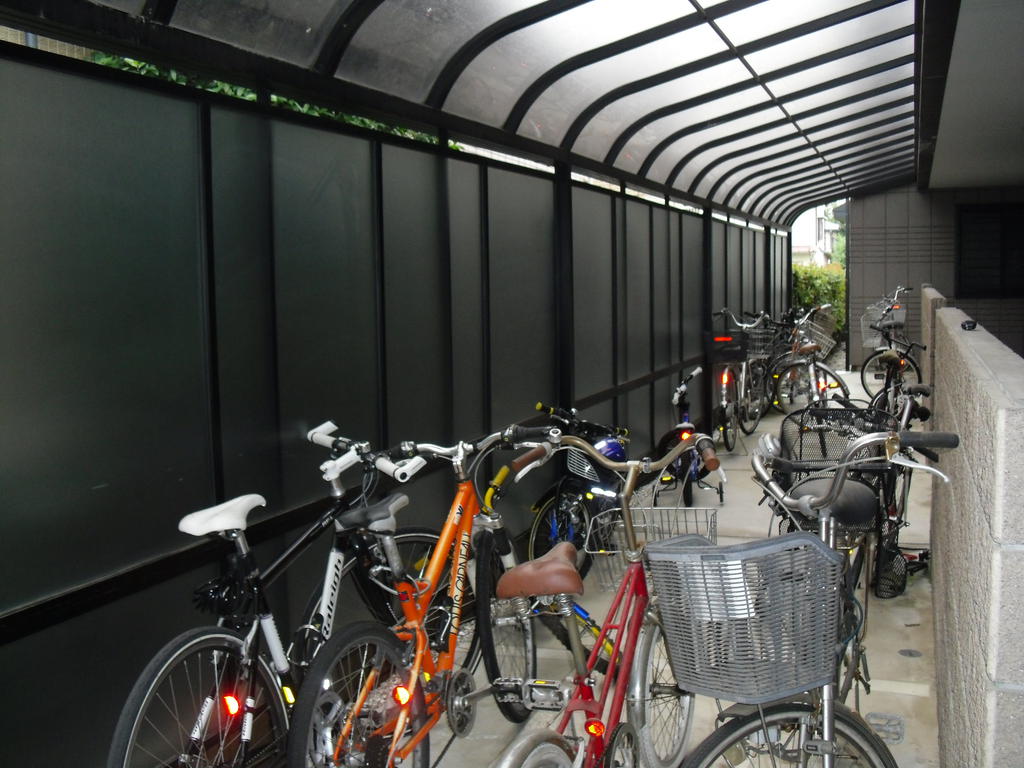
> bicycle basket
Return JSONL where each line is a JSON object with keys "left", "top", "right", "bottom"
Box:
{"left": 860, "top": 302, "right": 887, "bottom": 349}
{"left": 646, "top": 532, "right": 843, "bottom": 704}
{"left": 745, "top": 326, "right": 776, "bottom": 358}
{"left": 874, "top": 518, "right": 907, "bottom": 599}
{"left": 585, "top": 485, "right": 716, "bottom": 591}
{"left": 804, "top": 313, "right": 837, "bottom": 359}
{"left": 779, "top": 406, "right": 897, "bottom": 477}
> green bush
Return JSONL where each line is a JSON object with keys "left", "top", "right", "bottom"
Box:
{"left": 792, "top": 264, "right": 846, "bottom": 338}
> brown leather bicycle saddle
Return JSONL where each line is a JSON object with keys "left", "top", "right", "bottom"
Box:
{"left": 496, "top": 541, "right": 584, "bottom": 598}
{"left": 798, "top": 342, "right": 821, "bottom": 356}
{"left": 789, "top": 476, "right": 877, "bottom": 531}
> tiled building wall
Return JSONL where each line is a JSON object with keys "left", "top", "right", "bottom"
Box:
{"left": 848, "top": 185, "right": 1024, "bottom": 368}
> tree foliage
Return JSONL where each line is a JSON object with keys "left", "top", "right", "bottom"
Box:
{"left": 793, "top": 263, "right": 846, "bottom": 337}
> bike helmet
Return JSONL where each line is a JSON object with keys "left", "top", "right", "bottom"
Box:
{"left": 593, "top": 437, "right": 627, "bottom": 462}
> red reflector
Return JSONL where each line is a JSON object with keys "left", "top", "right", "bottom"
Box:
{"left": 585, "top": 719, "right": 605, "bottom": 737}
{"left": 398, "top": 590, "right": 410, "bottom": 602}
{"left": 393, "top": 685, "right": 411, "bottom": 706}
{"left": 721, "top": 371, "right": 729, "bottom": 385}
{"left": 224, "top": 695, "right": 240, "bottom": 716}
{"left": 713, "top": 336, "right": 733, "bottom": 342}
{"left": 679, "top": 431, "right": 692, "bottom": 441}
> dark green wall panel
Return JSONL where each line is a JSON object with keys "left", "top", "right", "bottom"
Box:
{"left": 727, "top": 224, "right": 742, "bottom": 316}
{"left": 271, "top": 122, "right": 377, "bottom": 506}
{"left": 682, "top": 213, "right": 704, "bottom": 359}
{"left": 572, "top": 187, "right": 615, "bottom": 398}
{"left": 652, "top": 207, "right": 671, "bottom": 370}
{"left": 626, "top": 201, "right": 651, "bottom": 379}
{"left": 487, "top": 168, "right": 556, "bottom": 427}
{"left": 0, "top": 60, "right": 212, "bottom": 612}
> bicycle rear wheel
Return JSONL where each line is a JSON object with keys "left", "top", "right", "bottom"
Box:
{"left": 681, "top": 701, "right": 897, "bottom": 768}
{"left": 738, "top": 361, "right": 767, "bottom": 435}
{"left": 860, "top": 350, "right": 921, "bottom": 398}
{"left": 287, "top": 621, "right": 429, "bottom": 768}
{"left": 475, "top": 529, "right": 537, "bottom": 723}
{"left": 628, "top": 620, "right": 693, "bottom": 768}
{"left": 527, "top": 490, "right": 593, "bottom": 578}
{"left": 108, "top": 626, "right": 288, "bottom": 768}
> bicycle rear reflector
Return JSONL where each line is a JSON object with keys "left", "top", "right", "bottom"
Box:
{"left": 393, "top": 685, "right": 412, "bottom": 706}
{"left": 713, "top": 336, "right": 733, "bottom": 343}
{"left": 679, "top": 430, "right": 692, "bottom": 441}
{"left": 585, "top": 719, "right": 605, "bottom": 737}
{"left": 721, "top": 371, "right": 729, "bottom": 385}
{"left": 223, "top": 695, "right": 240, "bottom": 716}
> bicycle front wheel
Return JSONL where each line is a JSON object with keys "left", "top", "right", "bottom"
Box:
{"left": 527, "top": 490, "right": 593, "bottom": 578}
{"left": 287, "top": 621, "right": 429, "bottom": 768}
{"left": 628, "top": 620, "right": 693, "bottom": 768}
{"left": 108, "top": 626, "right": 288, "bottom": 768}
{"left": 739, "top": 360, "right": 768, "bottom": 435}
{"left": 860, "top": 350, "right": 921, "bottom": 398}
{"left": 475, "top": 529, "right": 537, "bottom": 723}
{"left": 681, "top": 701, "right": 898, "bottom": 768}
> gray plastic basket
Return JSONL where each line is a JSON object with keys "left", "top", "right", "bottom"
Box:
{"left": 585, "top": 488, "right": 716, "bottom": 591}
{"left": 646, "top": 532, "right": 843, "bottom": 704}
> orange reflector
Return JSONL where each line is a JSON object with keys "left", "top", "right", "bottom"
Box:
{"left": 817, "top": 379, "right": 827, "bottom": 391}
{"left": 679, "top": 430, "right": 692, "bottom": 441}
{"left": 224, "top": 695, "right": 240, "bottom": 716}
{"left": 393, "top": 685, "right": 412, "bottom": 706}
{"left": 585, "top": 719, "right": 606, "bottom": 737}
{"left": 893, "top": 304, "right": 901, "bottom": 310}
{"left": 721, "top": 371, "right": 729, "bottom": 385}
{"left": 713, "top": 336, "right": 733, "bottom": 342}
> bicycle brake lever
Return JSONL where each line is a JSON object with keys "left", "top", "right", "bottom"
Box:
{"left": 889, "top": 453, "right": 951, "bottom": 483}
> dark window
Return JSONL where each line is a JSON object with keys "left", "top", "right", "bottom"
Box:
{"left": 957, "top": 204, "right": 1024, "bottom": 298}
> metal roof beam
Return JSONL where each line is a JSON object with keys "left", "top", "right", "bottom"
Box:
{"left": 606, "top": 52, "right": 914, "bottom": 166}
{"left": 425, "top": 0, "right": 594, "bottom": 108}
{"left": 559, "top": 0, "right": 908, "bottom": 150}
{"left": 776, "top": 171, "right": 914, "bottom": 224}
{"left": 764, "top": 163, "right": 914, "bottom": 221}
{"left": 670, "top": 97, "right": 914, "bottom": 192}
{"left": 313, "top": 0, "right": 388, "bottom": 76}
{"left": 707, "top": 121, "right": 913, "bottom": 201}
{"left": 501, "top": 0, "right": 765, "bottom": 132}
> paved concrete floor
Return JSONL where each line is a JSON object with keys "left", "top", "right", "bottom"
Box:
{"left": 433, "top": 377, "right": 938, "bottom": 767}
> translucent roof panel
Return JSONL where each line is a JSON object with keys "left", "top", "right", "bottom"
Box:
{"left": 765, "top": 37, "right": 912, "bottom": 96}
{"left": 795, "top": 85, "right": 915, "bottom": 130}
{"left": 335, "top": 0, "right": 541, "bottom": 103}
{"left": 570, "top": 60, "right": 753, "bottom": 161}
{"left": 691, "top": 135, "right": 812, "bottom": 197}
{"left": 807, "top": 104, "right": 914, "bottom": 141}
{"left": 610, "top": 87, "right": 769, "bottom": 174}
{"left": 171, "top": 0, "right": 355, "bottom": 68}
{"left": 714, "top": 0, "right": 867, "bottom": 46}
{"left": 725, "top": 150, "right": 826, "bottom": 203}
{"left": 665, "top": 124, "right": 802, "bottom": 189}
{"left": 817, "top": 116, "right": 916, "bottom": 150}
{"left": 782, "top": 62, "right": 914, "bottom": 114}
{"left": 516, "top": 24, "right": 727, "bottom": 146}
{"left": 744, "top": 4, "right": 912, "bottom": 74}
{"left": 444, "top": 0, "right": 689, "bottom": 127}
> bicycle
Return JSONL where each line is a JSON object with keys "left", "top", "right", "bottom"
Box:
{"left": 770, "top": 304, "right": 850, "bottom": 414}
{"left": 492, "top": 430, "right": 720, "bottom": 768}
{"left": 860, "top": 286, "right": 923, "bottom": 398}
{"left": 714, "top": 308, "right": 774, "bottom": 436}
{"left": 107, "top": 422, "right": 444, "bottom": 768}
{"left": 656, "top": 427, "right": 957, "bottom": 768}
{"left": 287, "top": 423, "right": 560, "bottom": 768}
{"left": 652, "top": 365, "right": 726, "bottom": 506}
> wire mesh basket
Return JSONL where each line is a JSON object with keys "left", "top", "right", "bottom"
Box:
{"left": 804, "top": 312, "right": 837, "bottom": 358}
{"left": 860, "top": 301, "right": 888, "bottom": 348}
{"left": 585, "top": 486, "right": 717, "bottom": 591}
{"left": 745, "top": 326, "right": 777, "bottom": 358}
{"left": 646, "top": 532, "right": 843, "bottom": 704}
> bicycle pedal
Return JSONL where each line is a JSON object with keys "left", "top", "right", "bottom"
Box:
{"left": 865, "top": 712, "right": 905, "bottom": 744}
{"left": 522, "top": 678, "right": 572, "bottom": 711}
{"left": 491, "top": 677, "right": 525, "bottom": 704}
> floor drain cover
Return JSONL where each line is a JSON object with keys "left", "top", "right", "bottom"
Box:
{"left": 865, "top": 712, "right": 905, "bottom": 744}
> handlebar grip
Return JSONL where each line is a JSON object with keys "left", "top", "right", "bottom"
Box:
{"left": 869, "top": 323, "right": 883, "bottom": 333}
{"left": 374, "top": 455, "right": 428, "bottom": 483}
{"left": 898, "top": 431, "right": 959, "bottom": 449}
{"left": 308, "top": 420, "right": 342, "bottom": 448}
{"left": 696, "top": 437, "right": 720, "bottom": 472}
{"left": 535, "top": 401, "right": 572, "bottom": 420}
{"left": 510, "top": 446, "right": 547, "bottom": 474}
{"left": 506, "top": 425, "right": 555, "bottom": 442}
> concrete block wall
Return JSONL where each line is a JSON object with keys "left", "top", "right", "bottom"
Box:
{"left": 928, "top": 302, "right": 1024, "bottom": 767}
{"left": 848, "top": 185, "right": 1024, "bottom": 367}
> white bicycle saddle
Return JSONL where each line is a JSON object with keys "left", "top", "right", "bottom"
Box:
{"left": 178, "top": 494, "right": 267, "bottom": 537}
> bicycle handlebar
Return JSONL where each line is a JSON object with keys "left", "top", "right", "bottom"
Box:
{"left": 716, "top": 307, "right": 768, "bottom": 329}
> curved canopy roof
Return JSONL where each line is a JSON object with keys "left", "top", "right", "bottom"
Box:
{"left": 1, "top": 0, "right": 921, "bottom": 225}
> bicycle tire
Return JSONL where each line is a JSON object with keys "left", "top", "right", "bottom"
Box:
{"left": 294, "top": 528, "right": 480, "bottom": 675}
{"left": 287, "top": 620, "right": 428, "bottom": 768}
{"left": 681, "top": 701, "right": 898, "bottom": 768}
{"left": 493, "top": 729, "right": 575, "bottom": 768}
{"left": 527, "top": 490, "right": 593, "bottom": 578}
{"left": 475, "top": 529, "right": 537, "bottom": 723}
{"left": 108, "top": 626, "right": 288, "bottom": 768}
{"left": 627, "top": 620, "right": 693, "bottom": 768}
{"left": 773, "top": 363, "right": 849, "bottom": 415}
{"left": 721, "top": 374, "right": 738, "bottom": 451}
{"left": 603, "top": 722, "right": 639, "bottom": 767}
{"left": 860, "top": 349, "right": 921, "bottom": 398}
{"left": 739, "top": 360, "right": 768, "bottom": 435}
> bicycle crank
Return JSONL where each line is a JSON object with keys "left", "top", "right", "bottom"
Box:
{"left": 445, "top": 668, "right": 478, "bottom": 737}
